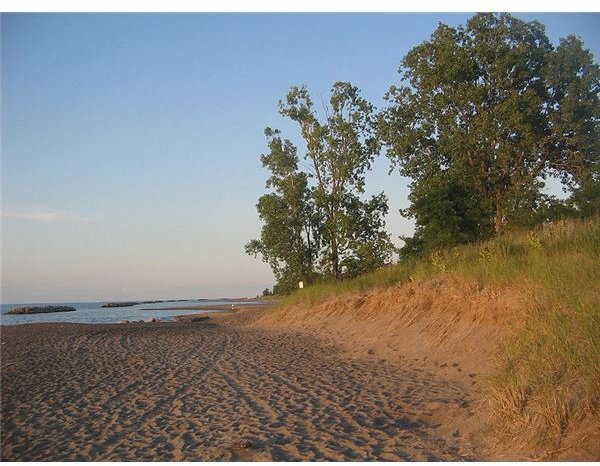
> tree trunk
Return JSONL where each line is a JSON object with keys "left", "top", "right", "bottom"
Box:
{"left": 331, "top": 235, "right": 340, "bottom": 280}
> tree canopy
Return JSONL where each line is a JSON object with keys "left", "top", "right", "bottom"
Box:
{"left": 380, "top": 13, "right": 600, "bottom": 254}
{"left": 246, "top": 83, "right": 396, "bottom": 293}
{"left": 244, "top": 128, "right": 320, "bottom": 294}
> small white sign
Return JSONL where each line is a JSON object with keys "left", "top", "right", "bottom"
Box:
{"left": 298, "top": 281, "right": 304, "bottom": 289}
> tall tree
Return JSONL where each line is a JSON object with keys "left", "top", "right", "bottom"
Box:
{"left": 245, "top": 128, "right": 320, "bottom": 293}
{"left": 545, "top": 35, "right": 600, "bottom": 189}
{"left": 279, "top": 82, "right": 395, "bottom": 279}
{"left": 380, "top": 13, "right": 600, "bottom": 253}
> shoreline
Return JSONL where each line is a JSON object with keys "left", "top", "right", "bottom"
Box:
{"left": 141, "top": 302, "right": 270, "bottom": 311}
{"left": 0, "top": 301, "right": 275, "bottom": 327}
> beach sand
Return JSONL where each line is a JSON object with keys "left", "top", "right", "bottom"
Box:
{"left": 1, "top": 307, "right": 482, "bottom": 461}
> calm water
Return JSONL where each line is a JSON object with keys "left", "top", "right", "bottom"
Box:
{"left": 0, "top": 299, "right": 249, "bottom": 326}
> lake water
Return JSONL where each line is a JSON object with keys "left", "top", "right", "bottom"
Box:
{"left": 0, "top": 299, "right": 248, "bottom": 325}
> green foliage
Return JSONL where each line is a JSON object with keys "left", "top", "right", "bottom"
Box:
{"left": 399, "top": 175, "right": 492, "bottom": 257}
{"left": 544, "top": 36, "right": 600, "bottom": 188}
{"left": 380, "top": 13, "right": 600, "bottom": 253}
{"left": 338, "top": 192, "right": 398, "bottom": 278}
{"left": 245, "top": 128, "right": 321, "bottom": 294}
{"left": 248, "top": 82, "right": 396, "bottom": 292}
{"left": 279, "top": 83, "right": 396, "bottom": 281}
{"left": 568, "top": 179, "right": 600, "bottom": 217}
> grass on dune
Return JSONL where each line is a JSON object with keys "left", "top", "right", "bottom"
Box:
{"left": 282, "top": 217, "right": 599, "bottom": 306}
{"left": 278, "top": 217, "right": 600, "bottom": 449}
{"left": 280, "top": 261, "right": 418, "bottom": 307}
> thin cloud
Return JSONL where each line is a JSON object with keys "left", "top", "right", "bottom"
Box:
{"left": 2, "top": 208, "right": 97, "bottom": 224}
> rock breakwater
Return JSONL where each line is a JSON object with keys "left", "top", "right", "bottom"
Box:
{"left": 7, "top": 306, "right": 76, "bottom": 315}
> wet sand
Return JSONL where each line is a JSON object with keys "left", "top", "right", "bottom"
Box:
{"left": 1, "top": 308, "right": 480, "bottom": 461}
{"left": 141, "top": 302, "right": 269, "bottom": 311}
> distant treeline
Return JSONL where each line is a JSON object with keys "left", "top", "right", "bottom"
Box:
{"left": 246, "top": 13, "right": 600, "bottom": 295}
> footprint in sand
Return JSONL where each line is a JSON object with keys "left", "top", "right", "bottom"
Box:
{"left": 171, "top": 399, "right": 183, "bottom": 417}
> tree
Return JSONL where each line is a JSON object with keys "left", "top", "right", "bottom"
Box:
{"left": 279, "top": 82, "right": 396, "bottom": 279}
{"left": 380, "top": 13, "right": 600, "bottom": 253}
{"left": 545, "top": 35, "right": 600, "bottom": 218}
{"left": 245, "top": 129, "right": 321, "bottom": 294}
{"left": 544, "top": 35, "right": 600, "bottom": 190}
{"left": 568, "top": 179, "right": 600, "bottom": 217}
{"left": 339, "top": 192, "right": 395, "bottom": 277}
{"left": 399, "top": 174, "right": 490, "bottom": 257}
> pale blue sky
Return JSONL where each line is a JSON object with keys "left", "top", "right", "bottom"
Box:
{"left": 2, "top": 13, "right": 599, "bottom": 303}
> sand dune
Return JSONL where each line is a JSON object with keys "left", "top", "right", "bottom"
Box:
{"left": 254, "top": 278, "right": 520, "bottom": 380}
{"left": 1, "top": 308, "right": 481, "bottom": 461}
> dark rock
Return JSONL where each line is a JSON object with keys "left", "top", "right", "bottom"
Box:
{"left": 8, "top": 305, "right": 76, "bottom": 315}
{"left": 191, "top": 316, "right": 210, "bottom": 322}
{"left": 101, "top": 302, "right": 140, "bottom": 308}
{"left": 151, "top": 318, "right": 158, "bottom": 323}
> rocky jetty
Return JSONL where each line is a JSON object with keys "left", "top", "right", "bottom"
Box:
{"left": 101, "top": 302, "right": 140, "bottom": 308}
{"left": 8, "top": 305, "right": 76, "bottom": 315}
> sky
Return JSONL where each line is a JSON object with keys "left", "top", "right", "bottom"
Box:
{"left": 2, "top": 13, "right": 599, "bottom": 303}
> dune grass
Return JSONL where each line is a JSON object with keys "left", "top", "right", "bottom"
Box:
{"left": 280, "top": 261, "right": 418, "bottom": 307}
{"left": 282, "top": 218, "right": 599, "bottom": 308}
{"left": 278, "top": 217, "right": 600, "bottom": 449}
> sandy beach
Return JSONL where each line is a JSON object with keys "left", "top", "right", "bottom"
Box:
{"left": 0, "top": 306, "right": 482, "bottom": 461}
